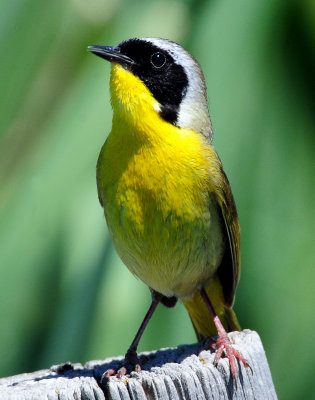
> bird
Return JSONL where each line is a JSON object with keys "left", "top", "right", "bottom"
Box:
{"left": 88, "top": 37, "right": 249, "bottom": 379}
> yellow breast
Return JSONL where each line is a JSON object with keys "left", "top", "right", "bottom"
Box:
{"left": 97, "top": 64, "right": 225, "bottom": 298}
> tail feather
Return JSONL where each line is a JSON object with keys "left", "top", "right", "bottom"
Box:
{"left": 224, "top": 307, "right": 241, "bottom": 332}
{"left": 183, "top": 275, "right": 241, "bottom": 340}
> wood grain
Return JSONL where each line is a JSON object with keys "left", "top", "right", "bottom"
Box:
{"left": 0, "top": 330, "right": 277, "bottom": 399}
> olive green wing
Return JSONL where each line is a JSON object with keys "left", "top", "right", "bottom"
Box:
{"left": 215, "top": 165, "right": 241, "bottom": 308}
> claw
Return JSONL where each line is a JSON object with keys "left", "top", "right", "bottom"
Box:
{"left": 208, "top": 332, "right": 251, "bottom": 380}
{"left": 101, "top": 369, "right": 115, "bottom": 381}
{"left": 134, "top": 364, "right": 141, "bottom": 373}
{"left": 101, "top": 366, "right": 128, "bottom": 382}
{"left": 101, "top": 351, "right": 144, "bottom": 381}
{"left": 117, "top": 366, "right": 128, "bottom": 378}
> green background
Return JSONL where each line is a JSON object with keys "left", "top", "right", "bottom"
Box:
{"left": 0, "top": 0, "right": 314, "bottom": 398}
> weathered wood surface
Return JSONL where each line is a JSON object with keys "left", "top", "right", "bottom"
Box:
{"left": 0, "top": 330, "right": 277, "bottom": 399}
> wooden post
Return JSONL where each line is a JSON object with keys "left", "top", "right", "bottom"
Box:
{"left": 0, "top": 330, "right": 277, "bottom": 399}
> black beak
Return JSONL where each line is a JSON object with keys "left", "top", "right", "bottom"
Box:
{"left": 87, "top": 45, "right": 135, "bottom": 66}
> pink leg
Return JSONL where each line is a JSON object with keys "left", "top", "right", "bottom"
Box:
{"left": 200, "top": 288, "right": 251, "bottom": 379}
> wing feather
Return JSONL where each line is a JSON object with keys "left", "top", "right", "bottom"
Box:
{"left": 214, "top": 163, "right": 241, "bottom": 308}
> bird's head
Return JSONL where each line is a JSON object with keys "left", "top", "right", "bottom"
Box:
{"left": 88, "top": 38, "right": 212, "bottom": 140}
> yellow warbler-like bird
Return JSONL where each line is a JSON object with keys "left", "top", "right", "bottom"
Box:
{"left": 88, "top": 38, "right": 249, "bottom": 378}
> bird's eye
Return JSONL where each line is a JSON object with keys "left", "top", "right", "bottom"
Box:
{"left": 150, "top": 52, "right": 166, "bottom": 68}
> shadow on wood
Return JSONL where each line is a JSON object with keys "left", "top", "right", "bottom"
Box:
{"left": 0, "top": 330, "right": 277, "bottom": 399}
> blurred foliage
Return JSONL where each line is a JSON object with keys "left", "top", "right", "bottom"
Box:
{"left": 0, "top": 0, "right": 314, "bottom": 398}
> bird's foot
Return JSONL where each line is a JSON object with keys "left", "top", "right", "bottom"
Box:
{"left": 208, "top": 333, "right": 251, "bottom": 380}
{"left": 101, "top": 349, "right": 145, "bottom": 380}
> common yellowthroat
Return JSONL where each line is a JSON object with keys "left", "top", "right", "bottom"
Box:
{"left": 88, "top": 38, "right": 249, "bottom": 379}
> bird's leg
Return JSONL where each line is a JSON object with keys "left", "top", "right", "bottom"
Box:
{"left": 124, "top": 291, "right": 162, "bottom": 368}
{"left": 200, "top": 288, "right": 250, "bottom": 379}
{"left": 103, "top": 291, "right": 162, "bottom": 378}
